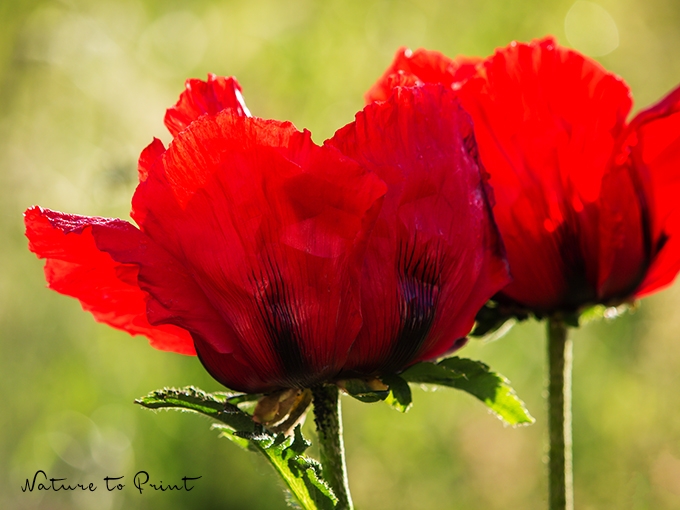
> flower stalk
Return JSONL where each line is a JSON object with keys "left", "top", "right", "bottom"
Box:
{"left": 547, "top": 318, "right": 573, "bottom": 510}
{"left": 312, "top": 384, "right": 354, "bottom": 510}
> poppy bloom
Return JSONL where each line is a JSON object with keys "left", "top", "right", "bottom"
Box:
{"left": 25, "top": 75, "right": 387, "bottom": 393}
{"left": 25, "top": 76, "right": 509, "bottom": 394}
{"left": 368, "top": 37, "right": 680, "bottom": 314}
{"left": 328, "top": 84, "right": 510, "bottom": 375}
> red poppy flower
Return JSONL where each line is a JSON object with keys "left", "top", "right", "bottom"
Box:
{"left": 26, "top": 73, "right": 510, "bottom": 394}
{"left": 328, "top": 84, "right": 510, "bottom": 375}
{"left": 368, "top": 37, "right": 680, "bottom": 314}
{"left": 25, "top": 75, "right": 387, "bottom": 393}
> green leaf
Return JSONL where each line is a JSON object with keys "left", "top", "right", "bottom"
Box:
{"left": 470, "top": 301, "right": 527, "bottom": 338}
{"left": 340, "top": 378, "right": 390, "bottom": 403}
{"left": 258, "top": 426, "right": 337, "bottom": 510}
{"left": 288, "top": 424, "right": 312, "bottom": 456}
{"left": 224, "top": 392, "right": 262, "bottom": 405}
{"left": 214, "top": 425, "right": 335, "bottom": 509}
{"left": 135, "top": 386, "right": 256, "bottom": 431}
{"left": 136, "top": 387, "right": 337, "bottom": 510}
{"left": 398, "top": 361, "right": 465, "bottom": 385}
{"left": 401, "top": 358, "right": 534, "bottom": 426}
{"left": 380, "top": 374, "right": 412, "bottom": 413}
{"left": 212, "top": 424, "right": 251, "bottom": 450}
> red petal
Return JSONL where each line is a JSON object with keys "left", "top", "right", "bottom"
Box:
{"left": 132, "top": 116, "right": 303, "bottom": 222}
{"left": 26, "top": 206, "right": 281, "bottom": 391}
{"left": 137, "top": 137, "right": 166, "bottom": 184}
{"left": 626, "top": 83, "right": 680, "bottom": 296}
{"left": 24, "top": 206, "right": 195, "bottom": 355}
{"left": 133, "top": 111, "right": 386, "bottom": 389}
{"left": 594, "top": 163, "right": 648, "bottom": 299}
{"left": 635, "top": 225, "right": 680, "bottom": 298}
{"left": 328, "top": 85, "right": 510, "bottom": 374}
{"left": 457, "top": 38, "right": 635, "bottom": 310}
{"left": 365, "top": 47, "right": 481, "bottom": 103}
{"left": 164, "top": 74, "right": 251, "bottom": 137}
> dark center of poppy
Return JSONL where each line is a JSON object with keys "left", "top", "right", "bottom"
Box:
{"left": 251, "top": 261, "right": 309, "bottom": 387}
{"left": 384, "top": 236, "right": 442, "bottom": 373}
{"left": 555, "top": 225, "right": 596, "bottom": 309}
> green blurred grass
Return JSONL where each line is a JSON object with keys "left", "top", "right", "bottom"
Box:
{"left": 2, "top": 0, "right": 680, "bottom": 508}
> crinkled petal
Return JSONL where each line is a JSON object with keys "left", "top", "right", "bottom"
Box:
{"left": 24, "top": 206, "right": 195, "bottom": 355}
{"left": 366, "top": 47, "right": 481, "bottom": 103}
{"left": 133, "top": 116, "right": 303, "bottom": 222}
{"left": 25, "top": 206, "right": 279, "bottom": 391}
{"left": 164, "top": 74, "right": 251, "bottom": 137}
{"left": 136, "top": 137, "right": 165, "bottom": 184}
{"left": 133, "top": 111, "right": 387, "bottom": 389}
{"left": 328, "top": 85, "right": 510, "bottom": 375}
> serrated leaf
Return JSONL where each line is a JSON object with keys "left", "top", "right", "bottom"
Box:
{"left": 287, "top": 425, "right": 312, "bottom": 456}
{"left": 135, "top": 386, "right": 257, "bottom": 432}
{"left": 380, "top": 374, "right": 412, "bottom": 413}
{"left": 136, "top": 387, "right": 337, "bottom": 510}
{"left": 233, "top": 430, "right": 276, "bottom": 448}
{"left": 401, "top": 358, "right": 534, "bottom": 426}
{"left": 260, "top": 426, "right": 337, "bottom": 510}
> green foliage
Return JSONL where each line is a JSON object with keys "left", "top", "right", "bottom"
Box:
{"left": 340, "top": 379, "right": 390, "bottom": 403}
{"left": 381, "top": 374, "right": 413, "bottom": 413}
{"left": 471, "top": 301, "right": 528, "bottom": 338}
{"left": 340, "top": 375, "right": 412, "bottom": 413}
{"left": 578, "top": 303, "right": 632, "bottom": 325}
{"left": 401, "top": 357, "right": 535, "bottom": 426}
{"left": 136, "top": 387, "right": 337, "bottom": 510}
{"left": 339, "top": 357, "right": 531, "bottom": 425}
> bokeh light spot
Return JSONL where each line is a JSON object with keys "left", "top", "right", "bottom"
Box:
{"left": 565, "top": 1, "right": 619, "bottom": 56}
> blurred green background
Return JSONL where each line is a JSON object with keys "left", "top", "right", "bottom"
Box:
{"left": 3, "top": 0, "right": 680, "bottom": 508}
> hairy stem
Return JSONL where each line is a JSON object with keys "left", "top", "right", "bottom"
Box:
{"left": 547, "top": 318, "right": 573, "bottom": 510}
{"left": 312, "top": 384, "right": 353, "bottom": 510}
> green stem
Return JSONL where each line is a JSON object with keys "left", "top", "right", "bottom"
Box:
{"left": 312, "top": 384, "right": 354, "bottom": 510}
{"left": 547, "top": 318, "right": 573, "bottom": 510}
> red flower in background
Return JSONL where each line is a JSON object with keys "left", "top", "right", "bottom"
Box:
{"left": 328, "top": 85, "right": 509, "bottom": 376}
{"left": 25, "top": 75, "right": 509, "bottom": 393}
{"left": 369, "top": 37, "right": 680, "bottom": 314}
{"left": 366, "top": 48, "right": 480, "bottom": 103}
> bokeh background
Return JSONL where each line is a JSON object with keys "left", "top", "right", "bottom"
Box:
{"left": 3, "top": 0, "right": 680, "bottom": 508}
